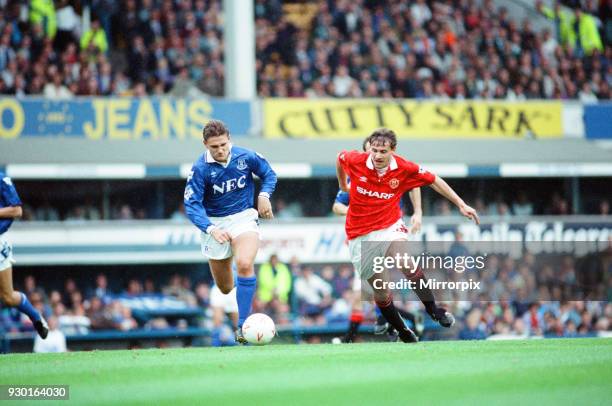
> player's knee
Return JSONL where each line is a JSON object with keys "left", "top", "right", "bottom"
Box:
{"left": 234, "top": 258, "right": 253, "bottom": 276}
{"left": 0, "top": 291, "right": 16, "bottom": 306}
{"left": 218, "top": 284, "right": 233, "bottom": 295}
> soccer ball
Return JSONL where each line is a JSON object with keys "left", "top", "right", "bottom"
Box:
{"left": 242, "top": 313, "right": 276, "bottom": 345}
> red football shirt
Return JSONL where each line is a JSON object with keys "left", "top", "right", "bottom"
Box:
{"left": 338, "top": 150, "right": 436, "bottom": 240}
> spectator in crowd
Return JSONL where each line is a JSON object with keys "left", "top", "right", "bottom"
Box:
{"left": 33, "top": 316, "right": 67, "bottom": 353}
{"left": 274, "top": 198, "right": 304, "bottom": 219}
{"left": 80, "top": 19, "right": 108, "bottom": 55}
{"left": 109, "top": 300, "right": 137, "bottom": 331}
{"left": 55, "top": 0, "right": 80, "bottom": 52}
{"left": 54, "top": 301, "right": 91, "bottom": 335}
{"left": 170, "top": 203, "right": 187, "bottom": 221}
{"left": 30, "top": 0, "right": 57, "bottom": 40}
{"left": 144, "top": 278, "right": 156, "bottom": 294}
{"left": 43, "top": 70, "right": 72, "bottom": 99}
{"left": 257, "top": 254, "right": 293, "bottom": 306}
{"left": 64, "top": 206, "right": 87, "bottom": 223}
{"left": 90, "top": 273, "right": 112, "bottom": 304}
{"left": 86, "top": 296, "right": 114, "bottom": 330}
{"left": 125, "top": 279, "right": 143, "bottom": 297}
{"left": 115, "top": 204, "right": 134, "bottom": 220}
{"left": 162, "top": 274, "right": 197, "bottom": 306}
{"left": 294, "top": 266, "right": 333, "bottom": 324}
{"left": 600, "top": 200, "right": 610, "bottom": 215}
{"left": 522, "top": 303, "right": 544, "bottom": 336}
{"left": 512, "top": 191, "right": 534, "bottom": 216}
{"left": 194, "top": 282, "right": 210, "bottom": 308}
{"left": 459, "top": 308, "right": 487, "bottom": 340}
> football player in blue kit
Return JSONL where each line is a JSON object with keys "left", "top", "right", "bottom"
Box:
{"left": 184, "top": 120, "right": 277, "bottom": 344}
{"left": 0, "top": 172, "right": 48, "bottom": 339}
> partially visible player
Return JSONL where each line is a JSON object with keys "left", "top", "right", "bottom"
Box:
{"left": 337, "top": 128, "right": 479, "bottom": 343}
{"left": 334, "top": 136, "right": 423, "bottom": 343}
{"left": 0, "top": 172, "right": 48, "bottom": 339}
{"left": 184, "top": 120, "right": 277, "bottom": 344}
{"left": 210, "top": 267, "right": 239, "bottom": 347}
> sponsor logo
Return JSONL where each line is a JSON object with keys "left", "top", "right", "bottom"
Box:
{"left": 213, "top": 175, "right": 247, "bottom": 194}
{"left": 389, "top": 178, "right": 399, "bottom": 189}
{"left": 237, "top": 159, "right": 248, "bottom": 170}
{"left": 1, "top": 241, "right": 11, "bottom": 260}
{"left": 395, "top": 224, "right": 409, "bottom": 233}
{"left": 356, "top": 186, "right": 395, "bottom": 199}
{"left": 184, "top": 186, "right": 195, "bottom": 200}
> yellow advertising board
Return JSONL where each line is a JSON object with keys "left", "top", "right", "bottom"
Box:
{"left": 263, "top": 99, "right": 563, "bottom": 138}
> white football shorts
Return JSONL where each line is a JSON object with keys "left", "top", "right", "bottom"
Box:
{"left": 200, "top": 208, "right": 259, "bottom": 260}
{"left": 348, "top": 218, "right": 410, "bottom": 282}
{"left": 0, "top": 235, "right": 15, "bottom": 271}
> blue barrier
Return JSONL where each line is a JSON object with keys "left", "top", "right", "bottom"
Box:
{"left": 584, "top": 103, "right": 612, "bottom": 139}
{"left": 0, "top": 97, "right": 253, "bottom": 139}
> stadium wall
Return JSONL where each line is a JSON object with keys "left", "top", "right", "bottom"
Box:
{"left": 6, "top": 217, "right": 611, "bottom": 265}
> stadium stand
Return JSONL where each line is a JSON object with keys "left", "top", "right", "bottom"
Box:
{"left": 256, "top": 0, "right": 610, "bottom": 99}
{"left": 0, "top": 0, "right": 610, "bottom": 99}
{"left": 2, "top": 244, "right": 610, "bottom": 351}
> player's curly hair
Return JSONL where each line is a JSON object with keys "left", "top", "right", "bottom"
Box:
{"left": 202, "top": 120, "right": 229, "bottom": 141}
{"left": 369, "top": 128, "right": 397, "bottom": 149}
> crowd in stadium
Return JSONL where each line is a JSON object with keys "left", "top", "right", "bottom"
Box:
{"left": 257, "top": 0, "right": 611, "bottom": 100}
{"left": 2, "top": 248, "right": 610, "bottom": 347}
{"left": 0, "top": 0, "right": 610, "bottom": 99}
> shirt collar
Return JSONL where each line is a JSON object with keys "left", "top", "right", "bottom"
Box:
{"left": 205, "top": 144, "right": 233, "bottom": 167}
{"left": 366, "top": 155, "right": 398, "bottom": 171}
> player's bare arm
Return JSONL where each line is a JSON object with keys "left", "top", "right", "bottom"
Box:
{"left": 336, "top": 154, "right": 349, "bottom": 192}
{"left": 407, "top": 188, "right": 422, "bottom": 234}
{"left": 332, "top": 202, "right": 349, "bottom": 216}
{"left": 0, "top": 206, "right": 22, "bottom": 219}
{"left": 430, "top": 176, "right": 480, "bottom": 224}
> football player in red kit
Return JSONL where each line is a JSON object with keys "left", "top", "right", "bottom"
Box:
{"left": 336, "top": 128, "right": 480, "bottom": 343}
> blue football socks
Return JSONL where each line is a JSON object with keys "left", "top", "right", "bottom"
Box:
{"left": 236, "top": 276, "right": 257, "bottom": 328}
{"left": 17, "top": 292, "right": 41, "bottom": 322}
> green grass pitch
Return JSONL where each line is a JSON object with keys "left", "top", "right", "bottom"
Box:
{"left": 1, "top": 338, "right": 611, "bottom": 405}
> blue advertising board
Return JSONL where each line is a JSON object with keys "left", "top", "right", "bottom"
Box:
{"left": 0, "top": 97, "right": 252, "bottom": 139}
{"left": 584, "top": 103, "right": 612, "bottom": 139}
